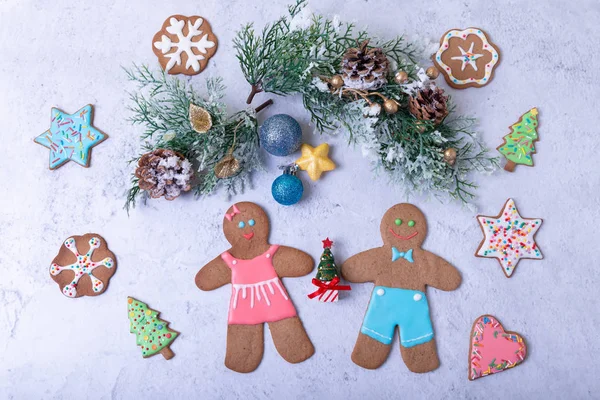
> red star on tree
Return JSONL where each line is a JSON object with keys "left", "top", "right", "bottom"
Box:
{"left": 322, "top": 237, "right": 333, "bottom": 248}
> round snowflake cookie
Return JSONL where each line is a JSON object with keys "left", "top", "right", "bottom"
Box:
{"left": 432, "top": 27, "right": 500, "bottom": 89}
{"left": 49, "top": 233, "right": 117, "bottom": 298}
{"left": 152, "top": 15, "right": 218, "bottom": 75}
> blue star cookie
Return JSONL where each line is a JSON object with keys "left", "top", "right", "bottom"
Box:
{"left": 34, "top": 105, "right": 107, "bottom": 169}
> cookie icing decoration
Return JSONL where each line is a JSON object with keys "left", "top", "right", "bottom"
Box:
{"left": 49, "top": 234, "right": 116, "bottom": 298}
{"left": 34, "top": 105, "right": 107, "bottom": 169}
{"left": 469, "top": 315, "right": 527, "bottom": 380}
{"left": 295, "top": 143, "right": 336, "bottom": 181}
{"left": 391, "top": 247, "right": 413, "bottom": 262}
{"left": 128, "top": 297, "right": 179, "bottom": 360}
{"left": 433, "top": 28, "right": 500, "bottom": 89}
{"left": 342, "top": 203, "right": 462, "bottom": 373}
{"left": 476, "top": 198, "right": 543, "bottom": 278}
{"left": 195, "top": 202, "right": 315, "bottom": 373}
{"left": 152, "top": 15, "right": 218, "bottom": 75}
{"left": 497, "top": 108, "right": 540, "bottom": 172}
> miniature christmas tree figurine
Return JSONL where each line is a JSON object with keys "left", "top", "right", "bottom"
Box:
{"left": 497, "top": 108, "right": 540, "bottom": 172}
{"left": 308, "top": 238, "right": 351, "bottom": 302}
{"left": 316, "top": 238, "right": 339, "bottom": 281}
{"left": 128, "top": 297, "right": 179, "bottom": 360}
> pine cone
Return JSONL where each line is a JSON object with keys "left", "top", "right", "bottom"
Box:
{"left": 135, "top": 149, "right": 193, "bottom": 201}
{"left": 408, "top": 85, "right": 449, "bottom": 125}
{"left": 341, "top": 40, "right": 389, "bottom": 90}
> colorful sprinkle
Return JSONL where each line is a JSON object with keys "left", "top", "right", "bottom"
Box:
{"left": 476, "top": 199, "right": 542, "bottom": 277}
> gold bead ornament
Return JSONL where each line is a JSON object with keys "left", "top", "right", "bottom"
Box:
{"left": 443, "top": 147, "right": 458, "bottom": 166}
{"left": 383, "top": 99, "right": 399, "bottom": 114}
{"left": 394, "top": 71, "right": 409, "bottom": 84}
{"left": 330, "top": 75, "right": 344, "bottom": 89}
{"left": 426, "top": 66, "right": 440, "bottom": 80}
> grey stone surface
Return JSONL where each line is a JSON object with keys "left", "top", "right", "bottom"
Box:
{"left": 0, "top": 0, "right": 598, "bottom": 398}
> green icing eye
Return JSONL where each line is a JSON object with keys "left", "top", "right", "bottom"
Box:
{"left": 395, "top": 219, "right": 402, "bottom": 226}
{"left": 408, "top": 220, "right": 415, "bottom": 227}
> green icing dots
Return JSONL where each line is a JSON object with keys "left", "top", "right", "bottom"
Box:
{"left": 395, "top": 219, "right": 402, "bottom": 226}
{"left": 128, "top": 297, "right": 178, "bottom": 358}
{"left": 408, "top": 220, "right": 415, "bottom": 227}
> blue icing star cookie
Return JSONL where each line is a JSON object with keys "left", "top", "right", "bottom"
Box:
{"left": 34, "top": 104, "right": 107, "bottom": 169}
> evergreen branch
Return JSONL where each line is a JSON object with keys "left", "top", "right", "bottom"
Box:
{"left": 231, "top": 2, "right": 499, "bottom": 203}
{"left": 123, "top": 65, "right": 266, "bottom": 211}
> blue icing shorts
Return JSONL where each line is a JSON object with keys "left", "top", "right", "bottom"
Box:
{"left": 360, "top": 286, "right": 434, "bottom": 347}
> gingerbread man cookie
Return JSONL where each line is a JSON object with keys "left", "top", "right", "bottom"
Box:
{"left": 195, "top": 202, "right": 315, "bottom": 373}
{"left": 341, "top": 203, "right": 461, "bottom": 372}
{"left": 433, "top": 28, "right": 500, "bottom": 89}
{"left": 152, "top": 15, "right": 218, "bottom": 75}
{"left": 49, "top": 234, "right": 116, "bottom": 298}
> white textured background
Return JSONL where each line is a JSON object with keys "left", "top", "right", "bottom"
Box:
{"left": 1, "top": 0, "right": 599, "bottom": 399}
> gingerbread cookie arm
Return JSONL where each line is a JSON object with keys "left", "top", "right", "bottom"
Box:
{"left": 421, "top": 251, "right": 462, "bottom": 291}
{"left": 195, "top": 255, "right": 231, "bottom": 291}
{"left": 340, "top": 248, "right": 381, "bottom": 283}
{"left": 272, "top": 246, "right": 314, "bottom": 277}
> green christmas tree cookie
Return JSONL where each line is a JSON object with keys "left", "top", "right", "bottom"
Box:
{"left": 316, "top": 238, "right": 339, "bottom": 282}
{"left": 128, "top": 297, "right": 178, "bottom": 359}
{"left": 497, "top": 108, "right": 540, "bottom": 172}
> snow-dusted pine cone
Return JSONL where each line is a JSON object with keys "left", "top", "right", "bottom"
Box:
{"left": 135, "top": 149, "right": 193, "bottom": 200}
{"left": 408, "top": 85, "right": 449, "bottom": 126}
{"left": 341, "top": 40, "right": 389, "bottom": 90}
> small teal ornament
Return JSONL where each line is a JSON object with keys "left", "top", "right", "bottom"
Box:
{"left": 259, "top": 114, "right": 302, "bottom": 156}
{"left": 272, "top": 165, "right": 303, "bottom": 206}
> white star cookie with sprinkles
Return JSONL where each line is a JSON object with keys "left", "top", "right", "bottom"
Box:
{"left": 433, "top": 27, "right": 500, "bottom": 89}
{"left": 34, "top": 104, "right": 107, "bottom": 170}
{"left": 49, "top": 234, "right": 117, "bottom": 298}
{"left": 475, "top": 199, "right": 543, "bottom": 278}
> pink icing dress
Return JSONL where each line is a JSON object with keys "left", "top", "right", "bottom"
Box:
{"left": 221, "top": 245, "right": 297, "bottom": 325}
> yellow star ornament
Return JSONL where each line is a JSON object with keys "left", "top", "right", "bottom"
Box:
{"left": 295, "top": 143, "right": 336, "bottom": 181}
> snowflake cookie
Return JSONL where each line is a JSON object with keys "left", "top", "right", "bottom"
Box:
{"left": 152, "top": 15, "right": 218, "bottom": 75}
{"left": 49, "top": 233, "right": 117, "bottom": 298}
{"left": 433, "top": 28, "right": 500, "bottom": 89}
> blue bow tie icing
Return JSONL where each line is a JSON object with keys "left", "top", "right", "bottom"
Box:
{"left": 392, "top": 247, "right": 414, "bottom": 263}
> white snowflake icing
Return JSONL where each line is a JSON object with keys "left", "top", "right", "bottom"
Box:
{"left": 50, "top": 237, "right": 114, "bottom": 298}
{"left": 154, "top": 17, "right": 216, "bottom": 73}
{"left": 450, "top": 42, "right": 483, "bottom": 71}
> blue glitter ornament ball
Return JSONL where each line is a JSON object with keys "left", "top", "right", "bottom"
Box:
{"left": 259, "top": 114, "right": 303, "bottom": 156}
{"left": 272, "top": 173, "right": 303, "bottom": 206}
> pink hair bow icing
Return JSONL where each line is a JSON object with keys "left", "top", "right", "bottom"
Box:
{"left": 225, "top": 205, "right": 241, "bottom": 221}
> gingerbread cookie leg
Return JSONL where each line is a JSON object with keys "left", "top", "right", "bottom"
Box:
{"left": 225, "top": 324, "right": 264, "bottom": 373}
{"left": 268, "top": 316, "right": 314, "bottom": 363}
{"left": 399, "top": 340, "right": 440, "bottom": 373}
{"left": 351, "top": 333, "right": 392, "bottom": 369}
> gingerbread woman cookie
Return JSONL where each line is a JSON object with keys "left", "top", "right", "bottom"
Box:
{"left": 49, "top": 233, "right": 116, "bottom": 298}
{"left": 152, "top": 15, "right": 218, "bottom": 75}
{"left": 195, "top": 202, "right": 315, "bottom": 373}
{"left": 341, "top": 203, "right": 461, "bottom": 372}
{"left": 433, "top": 28, "right": 500, "bottom": 89}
